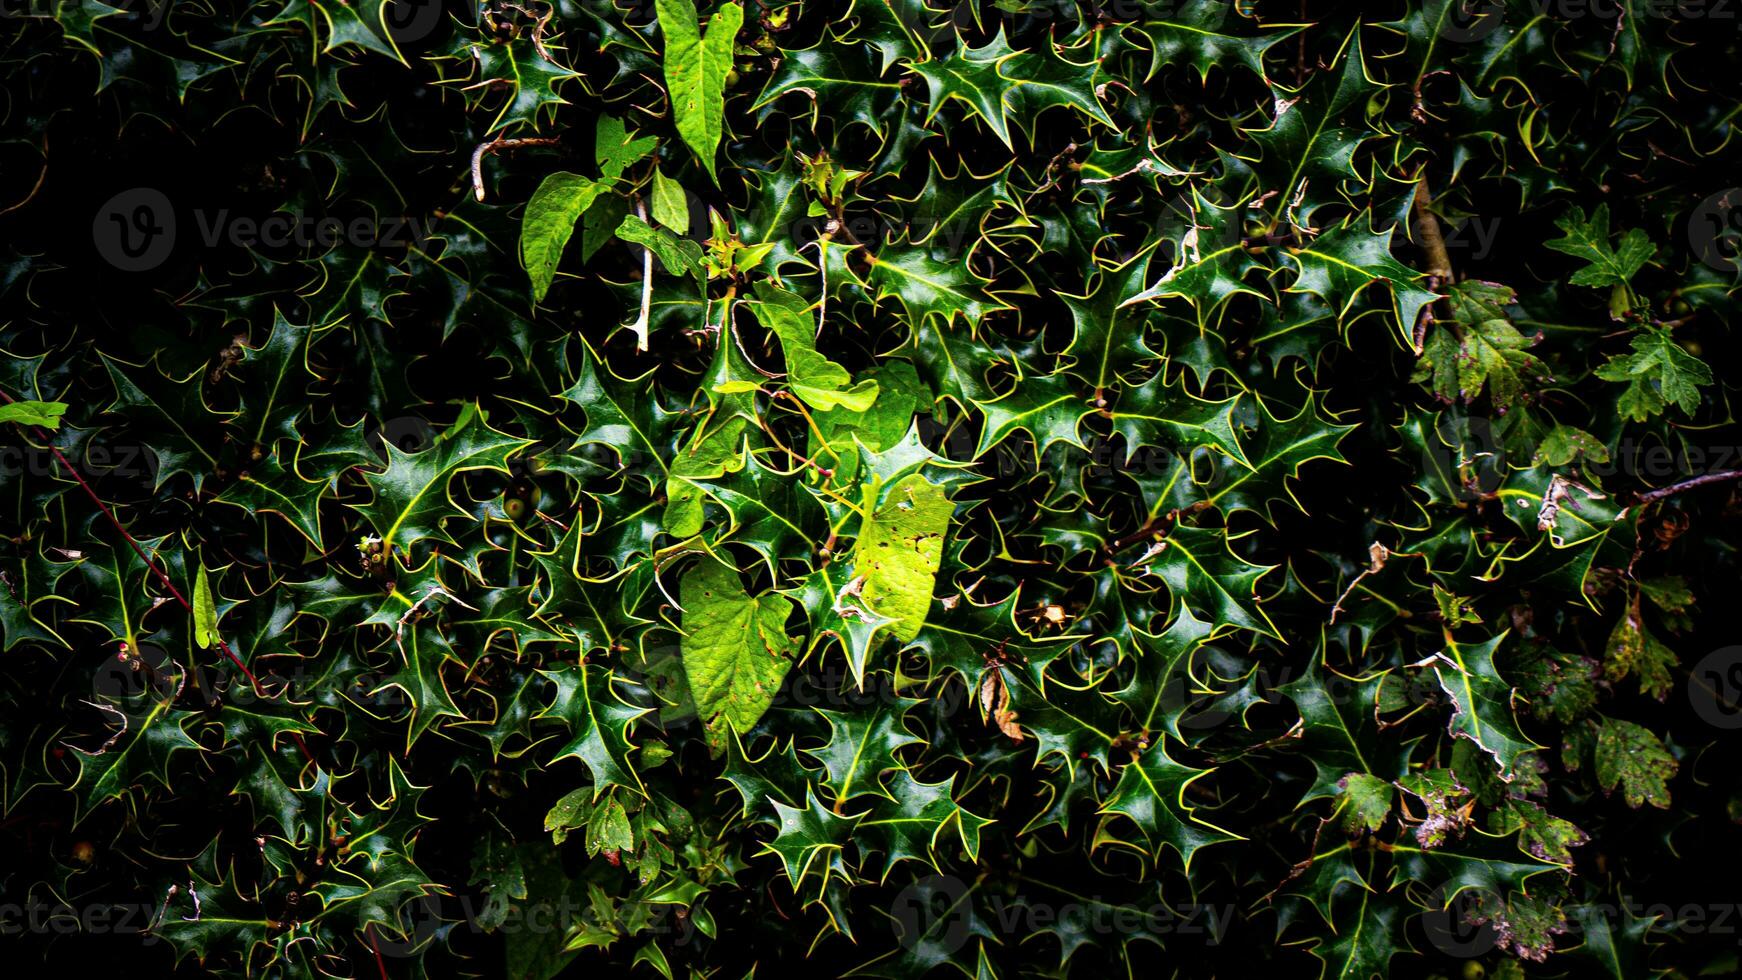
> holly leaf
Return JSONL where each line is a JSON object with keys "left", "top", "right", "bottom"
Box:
{"left": 1098, "top": 738, "right": 1241, "bottom": 869}
{"left": 1431, "top": 634, "right": 1545, "bottom": 782}
{"left": 1119, "top": 5, "right": 1293, "bottom": 82}
{"left": 857, "top": 769, "right": 992, "bottom": 875}
{"left": 544, "top": 663, "right": 653, "bottom": 802}
{"left": 911, "top": 29, "right": 1116, "bottom": 149}
{"left": 1302, "top": 882, "right": 1404, "bottom": 980}
{"left": 1143, "top": 524, "right": 1278, "bottom": 638}
{"left": 1284, "top": 221, "right": 1440, "bottom": 350}
{"left": 763, "top": 786, "right": 860, "bottom": 890}
{"left": 1106, "top": 369, "right": 1250, "bottom": 467}
{"left": 971, "top": 371, "right": 1088, "bottom": 464}
{"left": 471, "top": 38, "right": 580, "bottom": 133}
{"left": 1279, "top": 652, "right": 1410, "bottom": 804}
{"left": 1110, "top": 606, "right": 1214, "bottom": 742}
{"left": 230, "top": 313, "right": 315, "bottom": 447}
{"left": 803, "top": 697, "right": 924, "bottom": 808}
{"left": 858, "top": 245, "right": 1005, "bottom": 330}
{"left": 1245, "top": 29, "right": 1382, "bottom": 228}
{"left": 101, "top": 353, "right": 230, "bottom": 491}
{"left": 353, "top": 412, "right": 532, "bottom": 554}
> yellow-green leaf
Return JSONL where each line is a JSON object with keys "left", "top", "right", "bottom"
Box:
{"left": 192, "top": 560, "right": 217, "bottom": 650}
{"left": 856, "top": 474, "right": 952, "bottom": 644}
{"left": 656, "top": 0, "right": 743, "bottom": 183}
{"left": 651, "top": 168, "right": 689, "bottom": 234}
{"left": 680, "top": 559, "right": 797, "bottom": 757}
{"left": 521, "top": 173, "right": 611, "bottom": 303}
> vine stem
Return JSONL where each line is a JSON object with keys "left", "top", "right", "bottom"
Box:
{"left": 1412, "top": 180, "right": 1453, "bottom": 281}
{"left": 1101, "top": 504, "right": 1196, "bottom": 560}
{"left": 1632, "top": 470, "right": 1742, "bottom": 504}
{"left": 1410, "top": 178, "right": 1453, "bottom": 354}
{"left": 470, "top": 136, "right": 562, "bottom": 203}
{"left": 0, "top": 386, "right": 268, "bottom": 699}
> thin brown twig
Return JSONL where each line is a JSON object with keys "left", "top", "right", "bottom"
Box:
{"left": 1412, "top": 180, "right": 1453, "bottom": 281}
{"left": 0, "top": 140, "right": 47, "bottom": 217}
{"left": 497, "top": 1, "right": 556, "bottom": 63}
{"left": 1100, "top": 504, "right": 1206, "bottom": 560}
{"left": 1632, "top": 470, "right": 1742, "bottom": 505}
{"left": 470, "top": 137, "right": 562, "bottom": 202}
{"left": 1329, "top": 542, "right": 1390, "bottom": 624}
{"left": 1411, "top": 178, "right": 1454, "bottom": 353}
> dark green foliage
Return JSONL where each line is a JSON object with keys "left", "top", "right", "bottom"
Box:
{"left": 2, "top": 1, "right": 1740, "bottom": 978}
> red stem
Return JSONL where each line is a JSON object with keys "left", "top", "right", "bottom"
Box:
{"left": 0, "top": 386, "right": 265, "bottom": 697}
{"left": 367, "top": 923, "right": 389, "bottom": 979}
